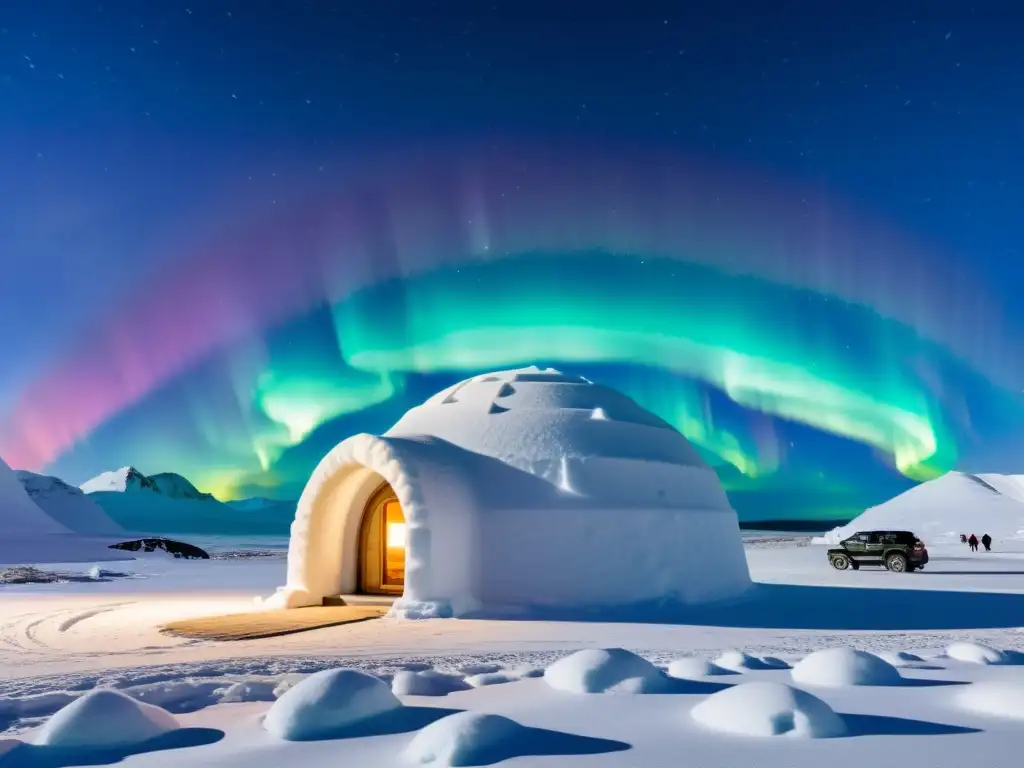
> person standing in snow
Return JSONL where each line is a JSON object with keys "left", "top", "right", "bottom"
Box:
{"left": 968, "top": 534, "right": 979, "bottom": 552}
{"left": 981, "top": 533, "right": 992, "bottom": 552}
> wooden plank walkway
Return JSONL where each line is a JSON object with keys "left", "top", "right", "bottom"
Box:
{"left": 159, "top": 605, "right": 388, "bottom": 641}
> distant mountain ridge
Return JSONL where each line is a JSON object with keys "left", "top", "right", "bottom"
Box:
{"left": 225, "top": 497, "right": 296, "bottom": 512}
{"left": 80, "top": 467, "right": 215, "bottom": 501}
{"left": 81, "top": 466, "right": 295, "bottom": 536}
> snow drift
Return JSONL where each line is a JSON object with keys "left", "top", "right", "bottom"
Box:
{"left": 820, "top": 471, "right": 1024, "bottom": 544}
{"left": 958, "top": 681, "right": 1024, "bottom": 719}
{"left": 690, "top": 681, "right": 847, "bottom": 738}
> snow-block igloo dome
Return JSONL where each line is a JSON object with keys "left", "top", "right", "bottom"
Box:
{"left": 265, "top": 366, "right": 751, "bottom": 618}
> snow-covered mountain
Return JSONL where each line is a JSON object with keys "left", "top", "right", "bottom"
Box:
{"left": 79, "top": 466, "right": 158, "bottom": 494}
{"left": 80, "top": 466, "right": 214, "bottom": 501}
{"left": 820, "top": 471, "right": 1024, "bottom": 545}
{"left": 148, "top": 472, "right": 215, "bottom": 501}
{"left": 81, "top": 467, "right": 293, "bottom": 536}
{"left": 0, "top": 457, "right": 71, "bottom": 535}
{"left": 0, "top": 457, "right": 132, "bottom": 565}
{"left": 15, "top": 470, "right": 123, "bottom": 535}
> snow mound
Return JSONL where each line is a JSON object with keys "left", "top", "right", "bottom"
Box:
{"left": 262, "top": 668, "right": 401, "bottom": 740}
{"left": 946, "top": 641, "right": 1007, "bottom": 665}
{"left": 465, "top": 671, "right": 517, "bottom": 687}
{"left": 392, "top": 670, "right": 470, "bottom": 696}
{"left": 791, "top": 648, "right": 902, "bottom": 687}
{"left": 401, "top": 711, "right": 521, "bottom": 766}
{"left": 712, "top": 649, "right": 777, "bottom": 672}
{"left": 217, "top": 680, "right": 279, "bottom": 704}
{"left": 34, "top": 689, "right": 179, "bottom": 749}
{"left": 820, "top": 471, "right": 1024, "bottom": 544}
{"left": 877, "top": 650, "right": 925, "bottom": 667}
{"left": 544, "top": 648, "right": 668, "bottom": 694}
{"left": 958, "top": 681, "right": 1024, "bottom": 719}
{"left": 690, "top": 681, "right": 847, "bottom": 738}
{"left": 667, "top": 656, "right": 737, "bottom": 678}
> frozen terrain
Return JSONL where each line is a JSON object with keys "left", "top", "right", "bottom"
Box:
{"left": 3, "top": 535, "right": 1024, "bottom": 765}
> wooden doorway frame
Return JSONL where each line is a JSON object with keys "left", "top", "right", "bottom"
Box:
{"left": 357, "top": 481, "right": 406, "bottom": 595}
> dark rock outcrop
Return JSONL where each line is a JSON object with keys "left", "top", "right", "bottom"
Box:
{"left": 108, "top": 537, "right": 210, "bottom": 559}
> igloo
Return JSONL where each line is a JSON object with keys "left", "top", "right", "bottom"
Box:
{"left": 265, "top": 367, "right": 751, "bottom": 617}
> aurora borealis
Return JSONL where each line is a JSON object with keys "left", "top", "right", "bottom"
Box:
{"left": 3, "top": 180, "right": 1020, "bottom": 520}
{"left": 5, "top": 3, "right": 1024, "bottom": 523}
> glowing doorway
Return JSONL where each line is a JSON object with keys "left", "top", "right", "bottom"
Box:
{"left": 358, "top": 483, "right": 406, "bottom": 595}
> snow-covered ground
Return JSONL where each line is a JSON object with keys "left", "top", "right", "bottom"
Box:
{"left": 4, "top": 535, "right": 1024, "bottom": 765}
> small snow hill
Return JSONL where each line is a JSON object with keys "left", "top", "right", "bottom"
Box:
{"left": 16, "top": 470, "right": 123, "bottom": 535}
{"left": 0, "top": 457, "right": 70, "bottom": 536}
{"left": 81, "top": 467, "right": 293, "bottom": 537}
{"left": 820, "top": 471, "right": 1024, "bottom": 545}
{"left": 0, "top": 457, "right": 132, "bottom": 565}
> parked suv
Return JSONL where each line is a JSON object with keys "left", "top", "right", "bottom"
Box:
{"left": 827, "top": 530, "right": 929, "bottom": 572}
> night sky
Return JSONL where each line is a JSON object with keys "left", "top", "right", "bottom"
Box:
{"left": 3, "top": 1, "right": 1024, "bottom": 521}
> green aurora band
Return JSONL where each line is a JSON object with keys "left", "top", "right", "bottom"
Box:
{"left": 241, "top": 250, "right": 958, "bottom": 483}
{"left": 252, "top": 367, "right": 400, "bottom": 470}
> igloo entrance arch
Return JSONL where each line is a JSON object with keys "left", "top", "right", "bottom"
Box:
{"left": 267, "top": 434, "right": 421, "bottom": 608}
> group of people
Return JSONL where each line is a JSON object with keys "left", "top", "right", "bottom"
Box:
{"left": 960, "top": 533, "right": 993, "bottom": 552}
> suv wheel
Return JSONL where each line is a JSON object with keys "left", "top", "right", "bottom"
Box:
{"left": 830, "top": 554, "right": 851, "bottom": 571}
{"left": 886, "top": 553, "right": 908, "bottom": 573}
